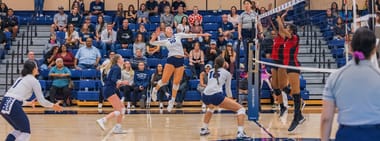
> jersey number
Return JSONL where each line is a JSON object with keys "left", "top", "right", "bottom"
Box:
{"left": 12, "top": 79, "right": 22, "bottom": 88}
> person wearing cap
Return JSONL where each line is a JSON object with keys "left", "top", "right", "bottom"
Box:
{"left": 51, "top": 6, "right": 68, "bottom": 34}
{"left": 90, "top": 0, "right": 104, "bottom": 16}
{"left": 189, "top": 42, "right": 205, "bottom": 78}
{"left": 205, "top": 40, "right": 221, "bottom": 66}
{"left": 221, "top": 42, "right": 236, "bottom": 75}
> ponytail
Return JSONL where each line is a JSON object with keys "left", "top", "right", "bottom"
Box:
{"left": 213, "top": 56, "right": 225, "bottom": 85}
{"left": 350, "top": 27, "right": 376, "bottom": 65}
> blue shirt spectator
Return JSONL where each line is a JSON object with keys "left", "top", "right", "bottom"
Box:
{"left": 75, "top": 38, "right": 101, "bottom": 69}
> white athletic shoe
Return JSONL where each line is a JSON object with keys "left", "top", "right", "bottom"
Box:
{"left": 236, "top": 131, "right": 251, "bottom": 139}
{"left": 96, "top": 118, "right": 106, "bottom": 131}
{"left": 98, "top": 103, "right": 103, "bottom": 109}
{"left": 167, "top": 99, "right": 174, "bottom": 112}
{"left": 201, "top": 104, "right": 206, "bottom": 112}
{"left": 200, "top": 128, "right": 210, "bottom": 136}
{"left": 113, "top": 125, "right": 127, "bottom": 134}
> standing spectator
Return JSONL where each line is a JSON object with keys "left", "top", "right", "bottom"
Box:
{"left": 146, "top": 44, "right": 161, "bottom": 58}
{"left": 117, "top": 19, "right": 134, "bottom": 49}
{"left": 49, "top": 44, "right": 75, "bottom": 69}
{"left": 50, "top": 6, "right": 68, "bottom": 34}
{"left": 205, "top": 40, "right": 221, "bottom": 65}
{"left": 321, "top": 28, "right": 380, "bottom": 141}
{"left": 172, "top": 0, "right": 186, "bottom": 13}
{"left": 120, "top": 61, "right": 134, "bottom": 109}
{"left": 133, "top": 33, "right": 146, "bottom": 56}
{"left": 160, "top": 6, "right": 174, "bottom": 27}
{"left": 188, "top": 6, "right": 202, "bottom": 26}
{"left": 65, "top": 24, "right": 80, "bottom": 49}
{"left": 131, "top": 49, "right": 147, "bottom": 70}
{"left": 219, "top": 14, "right": 235, "bottom": 37}
{"left": 68, "top": 7, "right": 82, "bottom": 30}
{"left": 146, "top": 0, "right": 158, "bottom": 11}
{"left": 34, "top": 0, "right": 44, "bottom": 17}
{"left": 174, "top": 6, "right": 188, "bottom": 27}
{"left": 137, "top": 3, "right": 149, "bottom": 24}
{"left": 74, "top": 38, "right": 101, "bottom": 69}
{"left": 71, "top": 0, "right": 85, "bottom": 16}
{"left": 100, "top": 24, "right": 117, "bottom": 52}
{"left": 221, "top": 42, "right": 236, "bottom": 75}
{"left": 197, "top": 64, "right": 211, "bottom": 111}
{"left": 189, "top": 42, "right": 204, "bottom": 78}
{"left": 158, "top": 0, "right": 170, "bottom": 14}
{"left": 125, "top": 4, "right": 137, "bottom": 24}
{"left": 4, "top": 9, "right": 18, "bottom": 39}
{"left": 79, "top": 24, "right": 95, "bottom": 46}
{"left": 176, "top": 16, "right": 190, "bottom": 33}
{"left": 113, "top": 3, "right": 125, "bottom": 30}
{"left": 49, "top": 58, "right": 72, "bottom": 106}
{"left": 228, "top": 6, "right": 240, "bottom": 28}
{"left": 150, "top": 64, "right": 169, "bottom": 109}
{"left": 0, "top": 3, "right": 8, "bottom": 19}
{"left": 133, "top": 62, "right": 150, "bottom": 108}
{"left": 90, "top": 0, "right": 104, "bottom": 16}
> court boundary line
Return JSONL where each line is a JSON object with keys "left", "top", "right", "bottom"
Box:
{"left": 251, "top": 120, "right": 274, "bottom": 138}
{"left": 101, "top": 127, "right": 115, "bottom": 141}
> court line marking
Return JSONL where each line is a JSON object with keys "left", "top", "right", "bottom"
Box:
{"left": 251, "top": 120, "right": 274, "bottom": 138}
{"left": 101, "top": 127, "right": 115, "bottom": 141}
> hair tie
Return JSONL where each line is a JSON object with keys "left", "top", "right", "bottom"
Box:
{"left": 353, "top": 51, "right": 365, "bottom": 60}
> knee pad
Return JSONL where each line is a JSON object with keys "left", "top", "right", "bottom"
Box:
{"left": 172, "top": 84, "right": 179, "bottom": 91}
{"left": 273, "top": 89, "right": 281, "bottom": 96}
{"left": 207, "top": 108, "right": 215, "bottom": 113}
{"left": 113, "top": 111, "right": 121, "bottom": 116}
{"left": 236, "top": 108, "right": 246, "bottom": 115}
{"left": 17, "top": 133, "right": 30, "bottom": 141}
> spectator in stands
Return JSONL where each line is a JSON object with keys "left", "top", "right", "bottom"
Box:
{"left": 137, "top": 3, "right": 149, "bottom": 24}
{"left": 4, "top": 8, "right": 18, "bottom": 39}
{"left": 175, "top": 73, "right": 189, "bottom": 108}
{"left": 95, "top": 15, "right": 107, "bottom": 41}
{"left": 330, "top": 2, "right": 339, "bottom": 17}
{"left": 120, "top": 61, "right": 134, "bottom": 109}
{"left": 260, "top": 7, "right": 271, "bottom": 29}
{"left": 149, "top": 6, "right": 160, "bottom": 17}
{"left": 146, "top": 0, "right": 158, "bottom": 12}
{"left": 325, "top": 8, "right": 336, "bottom": 30}
{"left": 197, "top": 64, "right": 211, "bottom": 111}
{"left": 188, "top": 6, "right": 202, "bottom": 26}
{"left": 217, "top": 33, "right": 227, "bottom": 50}
{"left": 83, "top": 16, "right": 96, "bottom": 33}
{"left": 334, "top": 17, "right": 347, "bottom": 40}
{"left": 146, "top": 44, "right": 161, "bottom": 58}
{"left": 238, "top": 64, "right": 248, "bottom": 104}
{"left": 113, "top": 3, "right": 125, "bottom": 30}
{"left": 72, "top": 0, "right": 85, "bottom": 16}
{"left": 190, "top": 20, "right": 203, "bottom": 34}
{"left": 172, "top": 0, "right": 186, "bottom": 13}
{"left": 42, "top": 45, "right": 59, "bottom": 70}
{"left": 26, "top": 51, "right": 42, "bottom": 68}
{"left": 158, "top": 0, "right": 170, "bottom": 14}
{"left": 74, "top": 38, "right": 101, "bottom": 69}
{"left": 133, "top": 61, "right": 150, "bottom": 108}
{"left": 49, "top": 44, "right": 75, "bottom": 69}
{"left": 0, "top": 3, "right": 8, "bottom": 19}
{"left": 117, "top": 19, "right": 134, "bottom": 49}
{"left": 65, "top": 24, "right": 80, "bottom": 49}
{"left": 222, "top": 42, "right": 236, "bottom": 75}
{"left": 189, "top": 42, "right": 204, "bottom": 79}
{"left": 158, "top": 22, "right": 168, "bottom": 40}
{"left": 51, "top": 6, "right": 67, "bottom": 34}
{"left": 46, "top": 34, "right": 60, "bottom": 50}
{"left": 174, "top": 6, "right": 188, "bottom": 27}
{"left": 219, "top": 14, "right": 235, "bottom": 38}
{"left": 100, "top": 24, "right": 117, "bottom": 52}
{"left": 200, "top": 34, "right": 211, "bottom": 49}
{"left": 90, "top": 0, "right": 104, "bottom": 16}
{"left": 251, "top": 0, "right": 260, "bottom": 13}
{"left": 228, "top": 6, "right": 240, "bottom": 29}
{"left": 176, "top": 16, "right": 190, "bottom": 33}
{"left": 131, "top": 49, "right": 147, "bottom": 70}
{"left": 79, "top": 24, "right": 95, "bottom": 46}
{"left": 183, "top": 37, "right": 194, "bottom": 58}
{"left": 160, "top": 5, "right": 174, "bottom": 27}
{"left": 125, "top": 4, "right": 137, "bottom": 24}
{"left": 205, "top": 40, "right": 221, "bottom": 66}
{"left": 133, "top": 33, "right": 147, "bottom": 57}
{"left": 49, "top": 58, "right": 72, "bottom": 106}
{"left": 151, "top": 64, "right": 169, "bottom": 109}
{"left": 34, "top": 0, "right": 44, "bottom": 17}
{"left": 68, "top": 7, "right": 82, "bottom": 30}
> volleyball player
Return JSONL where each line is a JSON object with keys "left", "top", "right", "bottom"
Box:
{"left": 150, "top": 27, "right": 210, "bottom": 112}
{"left": 0, "top": 60, "right": 63, "bottom": 141}
{"left": 96, "top": 54, "right": 129, "bottom": 134}
{"left": 199, "top": 56, "right": 250, "bottom": 139}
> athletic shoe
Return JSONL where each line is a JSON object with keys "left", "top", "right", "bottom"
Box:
{"left": 151, "top": 90, "right": 157, "bottom": 102}
{"left": 167, "top": 99, "right": 174, "bottom": 112}
{"left": 279, "top": 106, "right": 288, "bottom": 117}
{"left": 96, "top": 118, "right": 106, "bottom": 131}
{"left": 113, "top": 126, "right": 127, "bottom": 134}
{"left": 159, "top": 102, "right": 164, "bottom": 109}
{"left": 201, "top": 104, "right": 206, "bottom": 112}
{"left": 98, "top": 103, "right": 103, "bottom": 109}
{"left": 236, "top": 131, "right": 250, "bottom": 140}
{"left": 288, "top": 116, "right": 306, "bottom": 132}
{"left": 131, "top": 105, "right": 136, "bottom": 110}
{"left": 200, "top": 128, "right": 210, "bottom": 136}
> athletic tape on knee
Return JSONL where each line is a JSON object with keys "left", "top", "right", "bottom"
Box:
{"left": 207, "top": 108, "right": 215, "bottom": 113}
{"left": 113, "top": 111, "right": 121, "bottom": 116}
{"left": 274, "top": 89, "right": 281, "bottom": 96}
{"left": 236, "top": 108, "right": 246, "bottom": 115}
{"left": 17, "top": 133, "right": 30, "bottom": 141}
{"left": 172, "top": 84, "right": 179, "bottom": 91}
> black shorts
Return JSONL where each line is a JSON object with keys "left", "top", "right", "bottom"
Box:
{"left": 167, "top": 56, "right": 184, "bottom": 68}
{"left": 202, "top": 92, "right": 225, "bottom": 106}
{"left": 271, "top": 60, "right": 283, "bottom": 69}
{"left": 102, "top": 86, "right": 120, "bottom": 99}
{"left": 287, "top": 68, "right": 301, "bottom": 74}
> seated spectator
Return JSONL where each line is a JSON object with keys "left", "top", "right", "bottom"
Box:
{"left": 137, "top": 3, "right": 149, "bottom": 24}
{"left": 188, "top": 6, "right": 202, "bottom": 26}
{"left": 95, "top": 15, "right": 107, "bottom": 41}
{"left": 4, "top": 9, "right": 18, "bottom": 39}
{"left": 150, "top": 64, "right": 169, "bottom": 109}
{"left": 49, "top": 44, "right": 75, "bottom": 69}
{"left": 90, "top": 0, "right": 104, "bottom": 16}
{"left": 26, "top": 51, "right": 42, "bottom": 68}
{"left": 175, "top": 73, "right": 189, "bottom": 108}
{"left": 221, "top": 42, "right": 236, "bottom": 75}
{"left": 125, "top": 4, "right": 137, "bottom": 23}
{"left": 0, "top": 3, "right": 8, "bottom": 19}
{"left": 228, "top": 6, "right": 240, "bottom": 29}
{"left": 183, "top": 37, "right": 194, "bottom": 57}
{"left": 219, "top": 14, "right": 235, "bottom": 36}
{"left": 160, "top": 6, "right": 174, "bottom": 27}
{"left": 42, "top": 45, "right": 59, "bottom": 70}
{"left": 146, "top": 0, "right": 158, "bottom": 12}
{"left": 65, "top": 24, "right": 80, "bottom": 49}
{"left": 149, "top": 6, "right": 160, "bottom": 17}
{"left": 79, "top": 24, "right": 95, "bottom": 45}
{"left": 146, "top": 44, "right": 161, "bottom": 58}
{"left": 117, "top": 19, "right": 134, "bottom": 49}
{"left": 74, "top": 38, "right": 101, "bottom": 69}
{"left": 131, "top": 48, "right": 147, "bottom": 70}
{"left": 100, "top": 24, "right": 117, "bottom": 52}
{"left": 46, "top": 34, "right": 60, "bottom": 50}
{"left": 176, "top": 16, "right": 190, "bottom": 33}
{"left": 113, "top": 3, "right": 125, "bottom": 30}
{"left": 68, "top": 7, "right": 82, "bottom": 30}
{"left": 217, "top": 33, "right": 227, "bottom": 50}
{"left": 71, "top": 0, "right": 85, "bottom": 16}
{"left": 189, "top": 42, "right": 204, "bottom": 78}
{"left": 120, "top": 61, "right": 134, "bottom": 109}
{"left": 334, "top": 17, "right": 347, "bottom": 40}
{"left": 330, "top": 2, "right": 339, "bottom": 17}
{"left": 197, "top": 64, "right": 211, "bottom": 111}
{"left": 205, "top": 40, "right": 221, "bottom": 65}
{"left": 200, "top": 35, "right": 211, "bottom": 49}
{"left": 83, "top": 16, "right": 96, "bottom": 33}
{"left": 172, "top": 0, "right": 186, "bottom": 13}
{"left": 325, "top": 8, "right": 336, "bottom": 30}
{"left": 133, "top": 33, "right": 146, "bottom": 57}
{"left": 133, "top": 62, "right": 150, "bottom": 108}
{"left": 238, "top": 64, "right": 248, "bottom": 104}
{"left": 137, "top": 24, "right": 149, "bottom": 41}
{"left": 190, "top": 20, "right": 203, "bottom": 34}
{"left": 50, "top": 6, "right": 68, "bottom": 34}
{"left": 174, "top": 6, "right": 188, "bottom": 27}
{"left": 158, "top": 0, "right": 170, "bottom": 14}
{"left": 49, "top": 58, "right": 72, "bottom": 106}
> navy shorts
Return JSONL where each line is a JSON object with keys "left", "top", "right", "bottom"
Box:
{"left": 102, "top": 86, "right": 120, "bottom": 99}
{"left": 1, "top": 97, "right": 31, "bottom": 133}
{"left": 167, "top": 56, "right": 184, "bottom": 68}
{"left": 202, "top": 92, "right": 226, "bottom": 106}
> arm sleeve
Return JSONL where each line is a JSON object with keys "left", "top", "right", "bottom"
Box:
{"left": 225, "top": 72, "right": 233, "bottom": 97}
{"left": 32, "top": 79, "right": 54, "bottom": 107}
{"left": 175, "top": 33, "right": 197, "bottom": 39}
{"left": 150, "top": 40, "right": 167, "bottom": 46}
{"left": 323, "top": 74, "right": 336, "bottom": 103}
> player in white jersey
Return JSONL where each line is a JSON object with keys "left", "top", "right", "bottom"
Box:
{"left": 0, "top": 60, "right": 63, "bottom": 141}
{"left": 150, "top": 27, "right": 210, "bottom": 112}
{"left": 199, "top": 56, "right": 250, "bottom": 140}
